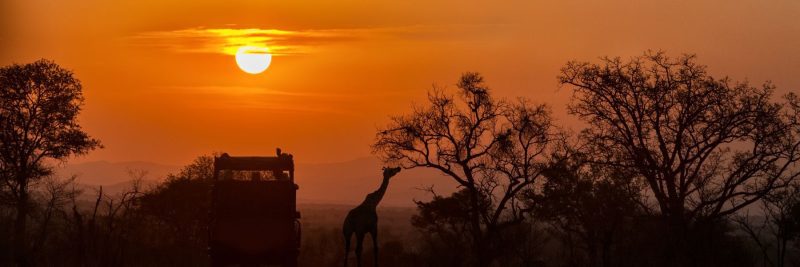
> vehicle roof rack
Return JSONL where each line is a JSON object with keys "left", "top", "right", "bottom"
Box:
{"left": 213, "top": 150, "right": 294, "bottom": 172}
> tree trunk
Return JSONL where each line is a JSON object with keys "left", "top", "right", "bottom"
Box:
{"left": 601, "top": 231, "right": 612, "bottom": 267}
{"left": 664, "top": 215, "right": 688, "bottom": 267}
{"left": 778, "top": 235, "right": 787, "bottom": 267}
{"left": 464, "top": 176, "right": 488, "bottom": 267}
{"left": 587, "top": 239, "right": 598, "bottom": 267}
{"left": 13, "top": 178, "right": 30, "bottom": 267}
{"left": 471, "top": 201, "right": 487, "bottom": 267}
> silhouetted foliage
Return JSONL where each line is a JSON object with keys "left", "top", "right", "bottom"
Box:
{"left": 374, "top": 72, "right": 561, "bottom": 266}
{"left": 559, "top": 51, "right": 800, "bottom": 265}
{"left": 0, "top": 59, "right": 101, "bottom": 265}
{"left": 530, "top": 151, "right": 642, "bottom": 267}
{"left": 411, "top": 189, "right": 481, "bottom": 266}
{"left": 736, "top": 184, "right": 800, "bottom": 267}
{"left": 136, "top": 155, "right": 213, "bottom": 265}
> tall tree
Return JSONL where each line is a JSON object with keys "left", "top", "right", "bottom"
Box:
{"left": 735, "top": 184, "right": 800, "bottom": 267}
{"left": 0, "top": 59, "right": 101, "bottom": 265}
{"left": 559, "top": 51, "right": 800, "bottom": 261}
{"left": 373, "top": 72, "right": 560, "bottom": 266}
{"left": 531, "top": 150, "right": 642, "bottom": 267}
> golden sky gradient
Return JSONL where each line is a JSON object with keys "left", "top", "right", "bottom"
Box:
{"left": 2, "top": 0, "right": 799, "bottom": 165}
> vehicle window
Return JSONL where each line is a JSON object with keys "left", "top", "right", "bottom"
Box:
{"left": 217, "top": 170, "right": 290, "bottom": 181}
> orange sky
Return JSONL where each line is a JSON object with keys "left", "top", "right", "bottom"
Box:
{"left": 2, "top": 0, "right": 799, "bottom": 165}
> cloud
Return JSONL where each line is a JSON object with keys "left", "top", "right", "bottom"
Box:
{"left": 130, "top": 27, "right": 383, "bottom": 56}
{"left": 128, "top": 25, "right": 499, "bottom": 56}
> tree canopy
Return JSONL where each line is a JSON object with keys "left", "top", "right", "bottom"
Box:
{"left": 0, "top": 59, "right": 101, "bottom": 265}
{"left": 374, "top": 72, "right": 561, "bottom": 266}
{"left": 559, "top": 52, "right": 800, "bottom": 225}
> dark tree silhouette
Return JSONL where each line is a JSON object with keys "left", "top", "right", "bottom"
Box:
{"left": 530, "top": 150, "right": 642, "bottom": 267}
{"left": 138, "top": 155, "right": 214, "bottom": 259}
{"left": 559, "top": 51, "right": 800, "bottom": 263}
{"left": 373, "top": 72, "right": 560, "bottom": 266}
{"left": 411, "top": 188, "right": 486, "bottom": 266}
{"left": 735, "top": 184, "right": 800, "bottom": 267}
{"left": 0, "top": 59, "right": 101, "bottom": 265}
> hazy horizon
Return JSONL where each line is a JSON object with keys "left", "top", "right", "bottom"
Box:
{"left": 55, "top": 156, "right": 457, "bottom": 207}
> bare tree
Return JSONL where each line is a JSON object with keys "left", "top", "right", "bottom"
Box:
{"left": 0, "top": 59, "right": 101, "bottom": 265}
{"left": 735, "top": 184, "right": 800, "bottom": 267}
{"left": 559, "top": 51, "right": 800, "bottom": 261}
{"left": 373, "top": 72, "right": 560, "bottom": 266}
{"left": 30, "top": 175, "right": 81, "bottom": 259}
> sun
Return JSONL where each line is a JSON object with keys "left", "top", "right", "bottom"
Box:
{"left": 235, "top": 46, "right": 272, "bottom": 74}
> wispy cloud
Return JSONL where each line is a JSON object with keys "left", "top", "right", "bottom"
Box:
{"left": 128, "top": 25, "right": 497, "bottom": 56}
{"left": 130, "top": 27, "right": 399, "bottom": 56}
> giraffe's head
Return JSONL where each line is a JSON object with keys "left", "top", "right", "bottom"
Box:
{"left": 382, "top": 166, "right": 401, "bottom": 179}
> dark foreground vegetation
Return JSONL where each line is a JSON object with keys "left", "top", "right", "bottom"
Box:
{"left": 2, "top": 52, "right": 800, "bottom": 267}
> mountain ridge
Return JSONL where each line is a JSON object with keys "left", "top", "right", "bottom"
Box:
{"left": 56, "top": 156, "right": 456, "bottom": 207}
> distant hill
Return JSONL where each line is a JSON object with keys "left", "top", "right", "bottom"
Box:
{"left": 55, "top": 160, "right": 179, "bottom": 185}
{"left": 296, "top": 157, "right": 457, "bottom": 207}
{"left": 56, "top": 157, "right": 459, "bottom": 207}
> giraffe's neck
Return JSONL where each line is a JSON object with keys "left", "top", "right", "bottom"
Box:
{"left": 361, "top": 177, "right": 390, "bottom": 208}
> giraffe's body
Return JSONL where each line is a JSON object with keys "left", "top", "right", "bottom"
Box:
{"left": 343, "top": 167, "right": 400, "bottom": 267}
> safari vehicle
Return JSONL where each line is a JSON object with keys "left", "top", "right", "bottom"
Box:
{"left": 209, "top": 150, "right": 301, "bottom": 267}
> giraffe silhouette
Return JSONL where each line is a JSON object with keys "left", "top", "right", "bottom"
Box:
{"left": 342, "top": 166, "right": 401, "bottom": 267}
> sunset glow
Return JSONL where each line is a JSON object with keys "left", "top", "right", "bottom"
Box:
{"left": 2, "top": 0, "right": 798, "bottom": 166}
{"left": 3, "top": 1, "right": 800, "bottom": 266}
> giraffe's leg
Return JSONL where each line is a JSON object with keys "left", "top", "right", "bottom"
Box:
{"left": 355, "top": 232, "right": 365, "bottom": 267}
{"left": 370, "top": 226, "right": 379, "bottom": 267}
{"left": 344, "top": 230, "right": 353, "bottom": 267}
